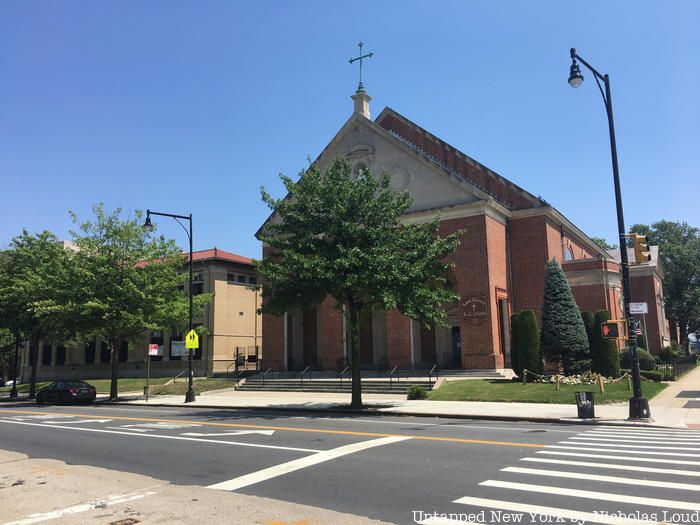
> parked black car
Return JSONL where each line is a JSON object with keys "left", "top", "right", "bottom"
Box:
{"left": 36, "top": 380, "right": 97, "bottom": 405}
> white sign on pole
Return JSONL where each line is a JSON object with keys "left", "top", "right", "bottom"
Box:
{"left": 171, "top": 340, "right": 187, "bottom": 357}
{"left": 148, "top": 344, "right": 161, "bottom": 356}
{"left": 630, "top": 302, "right": 648, "bottom": 314}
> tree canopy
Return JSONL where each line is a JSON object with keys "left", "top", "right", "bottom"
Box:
{"left": 257, "top": 157, "right": 461, "bottom": 408}
{"left": 629, "top": 220, "right": 700, "bottom": 347}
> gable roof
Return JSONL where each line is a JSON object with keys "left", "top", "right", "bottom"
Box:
{"left": 375, "top": 108, "right": 545, "bottom": 211}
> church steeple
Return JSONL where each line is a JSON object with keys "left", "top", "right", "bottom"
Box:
{"left": 349, "top": 42, "right": 373, "bottom": 119}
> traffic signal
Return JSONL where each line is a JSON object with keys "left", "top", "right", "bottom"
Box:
{"left": 631, "top": 233, "right": 651, "bottom": 264}
{"left": 601, "top": 321, "right": 624, "bottom": 339}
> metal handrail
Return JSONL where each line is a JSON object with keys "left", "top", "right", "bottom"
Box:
{"left": 300, "top": 366, "right": 311, "bottom": 389}
{"left": 428, "top": 364, "right": 439, "bottom": 388}
{"left": 389, "top": 365, "right": 400, "bottom": 390}
{"left": 225, "top": 360, "right": 238, "bottom": 378}
{"left": 262, "top": 368, "right": 273, "bottom": 388}
{"left": 173, "top": 370, "right": 187, "bottom": 383}
{"left": 337, "top": 366, "right": 350, "bottom": 386}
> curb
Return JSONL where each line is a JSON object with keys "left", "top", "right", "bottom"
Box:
{"left": 96, "top": 400, "right": 680, "bottom": 429}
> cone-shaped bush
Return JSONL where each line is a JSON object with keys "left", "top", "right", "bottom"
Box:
{"left": 510, "top": 313, "right": 521, "bottom": 375}
{"left": 540, "top": 259, "right": 590, "bottom": 375}
{"left": 517, "top": 310, "right": 543, "bottom": 375}
{"left": 591, "top": 309, "right": 621, "bottom": 377}
{"left": 581, "top": 311, "right": 595, "bottom": 354}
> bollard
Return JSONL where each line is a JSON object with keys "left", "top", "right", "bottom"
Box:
{"left": 627, "top": 374, "right": 632, "bottom": 391}
{"left": 522, "top": 370, "right": 527, "bottom": 385}
{"left": 598, "top": 375, "right": 605, "bottom": 394}
{"left": 555, "top": 375, "right": 561, "bottom": 391}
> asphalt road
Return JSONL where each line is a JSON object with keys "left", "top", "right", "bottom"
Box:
{"left": 1, "top": 402, "right": 699, "bottom": 525}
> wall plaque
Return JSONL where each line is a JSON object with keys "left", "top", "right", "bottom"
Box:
{"left": 462, "top": 293, "right": 488, "bottom": 325}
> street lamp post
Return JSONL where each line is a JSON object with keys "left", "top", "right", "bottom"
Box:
{"left": 567, "top": 48, "right": 650, "bottom": 420}
{"left": 144, "top": 209, "right": 196, "bottom": 403}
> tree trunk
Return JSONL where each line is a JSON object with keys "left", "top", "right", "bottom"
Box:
{"left": 109, "top": 339, "right": 119, "bottom": 400}
{"left": 669, "top": 320, "right": 679, "bottom": 346}
{"left": 28, "top": 340, "right": 39, "bottom": 398}
{"left": 679, "top": 319, "right": 689, "bottom": 354}
{"left": 349, "top": 305, "right": 362, "bottom": 409}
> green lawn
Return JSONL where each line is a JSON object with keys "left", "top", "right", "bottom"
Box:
{"left": 428, "top": 378, "right": 667, "bottom": 404}
{"left": 149, "top": 379, "right": 237, "bottom": 396}
{"left": 0, "top": 377, "right": 170, "bottom": 394}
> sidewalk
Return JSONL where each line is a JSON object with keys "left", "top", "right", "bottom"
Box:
{"left": 104, "top": 365, "right": 700, "bottom": 429}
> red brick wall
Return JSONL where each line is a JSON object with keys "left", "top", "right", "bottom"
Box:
{"left": 630, "top": 274, "right": 663, "bottom": 355}
{"left": 262, "top": 313, "right": 285, "bottom": 371}
{"left": 510, "top": 216, "right": 549, "bottom": 319}
{"left": 318, "top": 297, "right": 345, "bottom": 370}
{"left": 386, "top": 311, "right": 412, "bottom": 368}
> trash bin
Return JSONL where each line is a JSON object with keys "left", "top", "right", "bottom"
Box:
{"left": 575, "top": 391, "right": 595, "bottom": 419}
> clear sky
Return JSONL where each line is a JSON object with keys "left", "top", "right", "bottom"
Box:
{"left": 1, "top": 1, "right": 698, "bottom": 258}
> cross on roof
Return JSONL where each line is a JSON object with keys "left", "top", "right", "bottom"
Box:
{"left": 349, "top": 41, "right": 373, "bottom": 93}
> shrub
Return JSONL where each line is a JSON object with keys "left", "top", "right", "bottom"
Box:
{"left": 591, "top": 310, "right": 621, "bottom": 377}
{"left": 570, "top": 359, "right": 592, "bottom": 375}
{"left": 660, "top": 346, "right": 682, "bottom": 363}
{"left": 540, "top": 259, "right": 589, "bottom": 374}
{"left": 510, "top": 313, "right": 521, "bottom": 376}
{"left": 581, "top": 311, "right": 595, "bottom": 352}
{"left": 620, "top": 348, "right": 656, "bottom": 370}
{"left": 407, "top": 385, "right": 427, "bottom": 400}
{"left": 518, "top": 310, "right": 543, "bottom": 375}
{"left": 636, "top": 333, "right": 648, "bottom": 351}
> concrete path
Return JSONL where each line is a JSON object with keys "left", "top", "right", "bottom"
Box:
{"left": 108, "top": 368, "right": 700, "bottom": 428}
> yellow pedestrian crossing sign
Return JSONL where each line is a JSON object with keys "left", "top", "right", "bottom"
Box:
{"left": 185, "top": 330, "right": 199, "bottom": 349}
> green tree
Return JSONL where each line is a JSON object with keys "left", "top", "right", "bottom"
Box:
{"left": 590, "top": 237, "right": 616, "bottom": 251}
{"left": 70, "top": 204, "right": 206, "bottom": 399}
{"left": 629, "top": 221, "right": 700, "bottom": 348}
{"left": 581, "top": 311, "right": 595, "bottom": 349}
{"left": 257, "top": 157, "right": 461, "bottom": 408}
{"left": 517, "top": 310, "right": 542, "bottom": 375}
{"left": 540, "top": 259, "right": 589, "bottom": 374}
{"left": 0, "top": 231, "right": 78, "bottom": 397}
{"left": 510, "top": 313, "right": 521, "bottom": 376}
{"left": 591, "top": 310, "right": 621, "bottom": 377}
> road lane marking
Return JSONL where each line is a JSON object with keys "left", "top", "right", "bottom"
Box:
{"left": 585, "top": 427, "right": 700, "bottom": 434}
{"left": 502, "top": 466, "right": 700, "bottom": 491}
{"left": 537, "top": 449, "right": 700, "bottom": 466}
{"left": 44, "top": 419, "right": 112, "bottom": 425}
{"left": 182, "top": 430, "right": 275, "bottom": 437}
{"left": 0, "top": 419, "right": 319, "bottom": 453}
{"left": 452, "top": 496, "right": 658, "bottom": 525}
{"left": 521, "top": 456, "right": 700, "bottom": 477}
{"left": 207, "top": 435, "right": 411, "bottom": 491}
{"left": 0, "top": 409, "right": 546, "bottom": 449}
{"left": 547, "top": 444, "right": 700, "bottom": 457}
{"left": 479, "top": 479, "right": 700, "bottom": 511}
{"left": 1, "top": 489, "right": 158, "bottom": 525}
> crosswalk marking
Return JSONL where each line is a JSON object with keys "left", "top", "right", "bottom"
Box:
{"left": 520, "top": 456, "right": 700, "bottom": 477}
{"left": 548, "top": 444, "right": 700, "bottom": 457}
{"left": 452, "top": 496, "right": 656, "bottom": 525}
{"left": 502, "top": 466, "right": 700, "bottom": 491}
{"left": 537, "top": 449, "right": 700, "bottom": 466}
{"left": 576, "top": 435, "right": 700, "bottom": 445}
{"left": 564, "top": 439, "right": 700, "bottom": 451}
{"left": 585, "top": 430, "right": 700, "bottom": 440}
{"left": 479, "top": 479, "right": 700, "bottom": 511}
{"left": 584, "top": 427, "right": 700, "bottom": 434}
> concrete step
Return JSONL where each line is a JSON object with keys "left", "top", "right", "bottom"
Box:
{"left": 236, "top": 378, "right": 435, "bottom": 394}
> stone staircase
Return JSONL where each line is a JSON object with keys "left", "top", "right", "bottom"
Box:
{"left": 235, "top": 369, "right": 508, "bottom": 394}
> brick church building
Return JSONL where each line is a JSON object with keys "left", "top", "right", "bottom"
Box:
{"left": 259, "top": 89, "right": 667, "bottom": 372}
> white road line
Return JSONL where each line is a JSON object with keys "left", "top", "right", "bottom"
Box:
{"left": 480, "top": 479, "right": 700, "bottom": 511}
{"left": 548, "top": 444, "right": 700, "bottom": 457}
{"left": 521, "top": 456, "right": 700, "bottom": 477}
{"left": 182, "top": 430, "right": 275, "bottom": 437}
{"left": 502, "top": 466, "right": 700, "bottom": 491}
{"left": 584, "top": 431, "right": 700, "bottom": 440}
{"left": 44, "top": 419, "right": 112, "bottom": 425}
{"left": 0, "top": 419, "right": 318, "bottom": 453}
{"left": 207, "top": 435, "right": 412, "bottom": 491}
{"left": 300, "top": 417, "right": 580, "bottom": 433}
{"left": 584, "top": 428, "right": 700, "bottom": 436}
{"left": 453, "top": 496, "right": 656, "bottom": 525}
{"left": 577, "top": 435, "right": 700, "bottom": 444}
{"left": 563, "top": 440, "right": 700, "bottom": 451}
{"left": 537, "top": 450, "right": 700, "bottom": 466}
{"left": 1, "top": 489, "right": 158, "bottom": 525}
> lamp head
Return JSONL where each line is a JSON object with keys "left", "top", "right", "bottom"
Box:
{"left": 568, "top": 60, "right": 584, "bottom": 88}
{"left": 143, "top": 211, "right": 154, "bottom": 231}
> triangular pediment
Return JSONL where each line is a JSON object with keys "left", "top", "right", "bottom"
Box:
{"left": 315, "top": 113, "right": 490, "bottom": 214}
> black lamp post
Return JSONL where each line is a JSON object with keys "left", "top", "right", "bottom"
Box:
{"left": 144, "top": 209, "right": 196, "bottom": 403}
{"left": 568, "top": 48, "right": 650, "bottom": 420}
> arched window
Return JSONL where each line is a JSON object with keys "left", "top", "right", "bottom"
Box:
{"left": 564, "top": 246, "right": 575, "bottom": 261}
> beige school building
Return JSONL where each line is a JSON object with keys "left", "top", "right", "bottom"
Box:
{"left": 19, "top": 248, "right": 262, "bottom": 381}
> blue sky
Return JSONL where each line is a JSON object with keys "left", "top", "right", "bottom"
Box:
{"left": 1, "top": 1, "right": 698, "bottom": 258}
